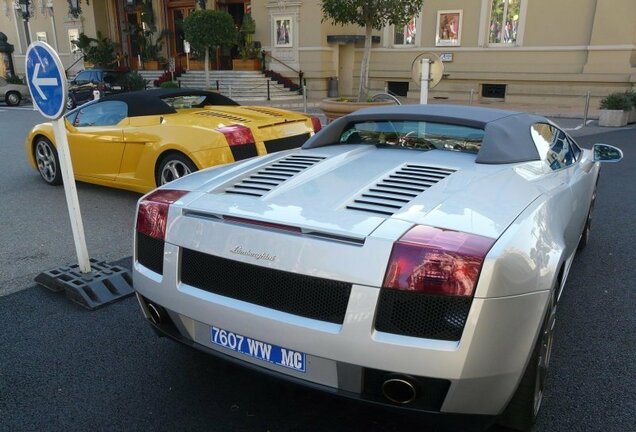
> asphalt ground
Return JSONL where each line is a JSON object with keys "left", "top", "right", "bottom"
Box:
{"left": 0, "top": 104, "right": 634, "bottom": 431}
{"left": 0, "top": 106, "right": 139, "bottom": 297}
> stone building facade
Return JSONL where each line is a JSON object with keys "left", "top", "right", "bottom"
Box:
{"left": 0, "top": 0, "right": 634, "bottom": 104}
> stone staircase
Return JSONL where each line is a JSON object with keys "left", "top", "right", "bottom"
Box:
{"left": 137, "top": 70, "right": 164, "bottom": 84}
{"left": 140, "top": 70, "right": 301, "bottom": 102}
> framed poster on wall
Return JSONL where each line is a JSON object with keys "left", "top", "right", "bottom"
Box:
{"left": 274, "top": 17, "right": 292, "bottom": 47}
{"left": 436, "top": 10, "right": 462, "bottom": 46}
{"left": 68, "top": 28, "right": 80, "bottom": 54}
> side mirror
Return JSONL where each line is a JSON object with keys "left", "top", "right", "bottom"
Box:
{"left": 593, "top": 144, "right": 623, "bottom": 163}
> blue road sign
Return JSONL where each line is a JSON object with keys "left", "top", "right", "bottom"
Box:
{"left": 25, "top": 42, "right": 68, "bottom": 120}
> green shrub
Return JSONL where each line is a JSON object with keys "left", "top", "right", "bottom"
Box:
{"left": 4, "top": 74, "right": 24, "bottom": 84}
{"left": 599, "top": 92, "right": 632, "bottom": 111}
{"left": 124, "top": 71, "right": 149, "bottom": 91}
{"left": 624, "top": 90, "right": 636, "bottom": 108}
{"left": 72, "top": 32, "right": 118, "bottom": 68}
{"left": 159, "top": 81, "right": 179, "bottom": 88}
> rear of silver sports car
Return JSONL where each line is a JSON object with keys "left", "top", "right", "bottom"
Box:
{"left": 132, "top": 150, "right": 552, "bottom": 431}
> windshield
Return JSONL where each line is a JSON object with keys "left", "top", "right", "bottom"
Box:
{"left": 339, "top": 120, "right": 484, "bottom": 154}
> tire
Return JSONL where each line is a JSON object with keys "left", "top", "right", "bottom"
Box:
{"left": 5, "top": 91, "right": 21, "bottom": 106}
{"left": 156, "top": 153, "right": 197, "bottom": 186}
{"left": 34, "top": 137, "right": 62, "bottom": 185}
{"left": 578, "top": 187, "right": 597, "bottom": 250}
{"left": 498, "top": 291, "right": 557, "bottom": 431}
{"left": 66, "top": 96, "right": 76, "bottom": 110}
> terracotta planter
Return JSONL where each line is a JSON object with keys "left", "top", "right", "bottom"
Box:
{"left": 143, "top": 60, "right": 160, "bottom": 70}
{"left": 319, "top": 98, "right": 397, "bottom": 123}
{"left": 599, "top": 109, "right": 629, "bottom": 127}
{"left": 232, "top": 58, "right": 262, "bottom": 71}
{"left": 188, "top": 59, "right": 216, "bottom": 71}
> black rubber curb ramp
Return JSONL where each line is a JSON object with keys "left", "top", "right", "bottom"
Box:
{"left": 35, "top": 258, "right": 134, "bottom": 310}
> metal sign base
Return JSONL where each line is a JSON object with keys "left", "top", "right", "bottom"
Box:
{"left": 35, "top": 259, "right": 134, "bottom": 310}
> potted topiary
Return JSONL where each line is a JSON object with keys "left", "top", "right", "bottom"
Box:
{"left": 598, "top": 92, "right": 632, "bottom": 127}
{"left": 183, "top": 9, "right": 237, "bottom": 88}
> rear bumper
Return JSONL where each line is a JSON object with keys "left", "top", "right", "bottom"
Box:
{"left": 134, "top": 249, "right": 550, "bottom": 417}
{"left": 137, "top": 293, "right": 495, "bottom": 432}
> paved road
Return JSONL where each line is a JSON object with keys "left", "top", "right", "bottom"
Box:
{"left": 0, "top": 106, "right": 139, "bottom": 296}
{"left": 0, "top": 105, "right": 634, "bottom": 431}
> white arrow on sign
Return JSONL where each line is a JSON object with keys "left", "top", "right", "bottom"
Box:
{"left": 32, "top": 62, "right": 59, "bottom": 101}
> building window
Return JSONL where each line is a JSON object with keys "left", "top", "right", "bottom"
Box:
{"left": 488, "top": 0, "right": 520, "bottom": 45}
{"left": 393, "top": 17, "right": 417, "bottom": 45}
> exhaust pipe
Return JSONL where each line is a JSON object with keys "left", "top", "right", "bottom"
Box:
{"left": 146, "top": 302, "right": 165, "bottom": 325}
{"left": 382, "top": 377, "right": 418, "bottom": 404}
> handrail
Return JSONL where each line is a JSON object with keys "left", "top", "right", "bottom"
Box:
{"left": 262, "top": 50, "right": 300, "bottom": 75}
{"left": 261, "top": 50, "right": 305, "bottom": 95}
{"left": 65, "top": 54, "right": 85, "bottom": 76}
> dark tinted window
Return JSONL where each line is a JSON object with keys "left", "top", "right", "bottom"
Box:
{"left": 103, "top": 72, "right": 125, "bottom": 85}
{"left": 74, "top": 101, "right": 127, "bottom": 127}
{"left": 339, "top": 120, "right": 484, "bottom": 154}
{"left": 74, "top": 71, "right": 92, "bottom": 84}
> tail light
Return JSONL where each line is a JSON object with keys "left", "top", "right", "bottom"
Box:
{"left": 383, "top": 226, "right": 495, "bottom": 297}
{"left": 216, "top": 124, "right": 256, "bottom": 146}
{"left": 136, "top": 189, "right": 189, "bottom": 240}
{"left": 310, "top": 116, "right": 322, "bottom": 133}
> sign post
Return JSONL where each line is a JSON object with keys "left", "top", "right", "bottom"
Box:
{"left": 26, "top": 41, "right": 91, "bottom": 274}
{"left": 419, "top": 58, "right": 430, "bottom": 105}
{"left": 27, "top": 42, "right": 133, "bottom": 310}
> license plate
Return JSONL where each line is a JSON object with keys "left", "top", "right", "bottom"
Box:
{"left": 112, "top": 85, "right": 122, "bottom": 90}
{"left": 210, "top": 326, "right": 306, "bottom": 373}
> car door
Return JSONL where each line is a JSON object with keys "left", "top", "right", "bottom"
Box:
{"left": 532, "top": 123, "right": 588, "bottom": 254}
{"left": 71, "top": 70, "right": 97, "bottom": 104}
{"left": 562, "top": 132, "right": 596, "bottom": 244}
{"left": 67, "top": 100, "right": 127, "bottom": 183}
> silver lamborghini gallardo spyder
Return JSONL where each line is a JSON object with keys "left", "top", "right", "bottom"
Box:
{"left": 132, "top": 105, "right": 622, "bottom": 431}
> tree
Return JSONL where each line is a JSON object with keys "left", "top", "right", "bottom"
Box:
{"left": 183, "top": 10, "right": 237, "bottom": 88}
{"left": 321, "top": 0, "right": 424, "bottom": 101}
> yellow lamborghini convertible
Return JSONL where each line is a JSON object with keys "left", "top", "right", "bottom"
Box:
{"left": 25, "top": 89, "right": 321, "bottom": 193}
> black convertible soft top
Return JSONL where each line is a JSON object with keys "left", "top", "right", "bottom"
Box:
{"left": 303, "top": 104, "right": 549, "bottom": 164}
{"left": 101, "top": 88, "right": 239, "bottom": 117}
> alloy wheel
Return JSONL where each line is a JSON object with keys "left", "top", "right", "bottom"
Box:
{"left": 160, "top": 160, "right": 192, "bottom": 185}
{"left": 35, "top": 140, "right": 57, "bottom": 183}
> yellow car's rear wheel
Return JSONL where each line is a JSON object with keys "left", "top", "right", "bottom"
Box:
{"left": 156, "top": 152, "right": 198, "bottom": 186}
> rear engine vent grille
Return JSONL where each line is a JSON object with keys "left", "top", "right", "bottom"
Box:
{"left": 243, "top": 107, "right": 285, "bottom": 117}
{"left": 375, "top": 289, "right": 472, "bottom": 341}
{"left": 264, "top": 133, "right": 310, "bottom": 153}
{"left": 181, "top": 249, "right": 352, "bottom": 324}
{"left": 196, "top": 111, "right": 250, "bottom": 123}
{"left": 347, "top": 164, "right": 455, "bottom": 216}
{"left": 225, "top": 154, "right": 325, "bottom": 197}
